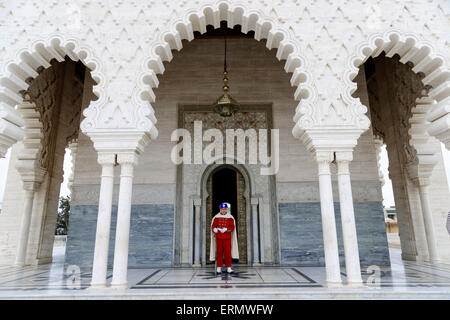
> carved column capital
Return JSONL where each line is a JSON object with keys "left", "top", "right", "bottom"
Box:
{"left": 193, "top": 197, "right": 202, "bottom": 207}
{"left": 116, "top": 152, "right": 139, "bottom": 178}
{"left": 336, "top": 151, "right": 353, "bottom": 175}
{"left": 23, "top": 181, "right": 42, "bottom": 192}
{"left": 314, "top": 151, "right": 334, "bottom": 175}
{"left": 97, "top": 153, "right": 115, "bottom": 178}
{"left": 335, "top": 151, "right": 353, "bottom": 163}
{"left": 412, "top": 176, "right": 431, "bottom": 187}
{"left": 15, "top": 161, "right": 47, "bottom": 188}
{"left": 97, "top": 153, "right": 116, "bottom": 166}
{"left": 117, "top": 152, "right": 139, "bottom": 166}
{"left": 86, "top": 131, "right": 150, "bottom": 156}
{"left": 407, "top": 161, "right": 435, "bottom": 187}
{"left": 314, "top": 150, "right": 334, "bottom": 163}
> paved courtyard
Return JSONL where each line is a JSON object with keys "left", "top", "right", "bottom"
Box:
{"left": 0, "top": 246, "right": 449, "bottom": 299}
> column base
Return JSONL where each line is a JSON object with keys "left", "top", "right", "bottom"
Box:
{"left": 193, "top": 263, "right": 201, "bottom": 267}
{"left": 401, "top": 252, "right": 417, "bottom": 261}
{"left": 345, "top": 280, "right": 365, "bottom": 288}
{"left": 325, "top": 281, "right": 344, "bottom": 288}
{"left": 87, "top": 283, "right": 108, "bottom": 290}
{"left": 110, "top": 282, "right": 130, "bottom": 290}
{"left": 33, "top": 257, "right": 52, "bottom": 265}
{"left": 429, "top": 258, "right": 441, "bottom": 264}
{"left": 252, "top": 262, "right": 261, "bottom": 266}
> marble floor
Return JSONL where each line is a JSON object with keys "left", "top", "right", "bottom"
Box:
{"left": 0, "top": 246, "right": 450, "bottom": 299}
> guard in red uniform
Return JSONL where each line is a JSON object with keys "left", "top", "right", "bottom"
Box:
{"left": 210, "top": 202, "right": 239, "bottom": 273}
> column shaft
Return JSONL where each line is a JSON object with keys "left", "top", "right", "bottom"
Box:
{"left": 317, "top": 159, "right": 342, "bottom": 285}
{"left": 111, "top": 162, "right": 135, "bottom": 289}
{"left": 90, "top": 163, "right": 115, "bottom": 288}
{"left": 15, "top": 189, "right": 35, "bottom": 266}
{"left": 251, "top": 201, "right": 260, "bottom": 264}
{"left": 193, "top": 202, "right": 201, "bottom": 266}
{"left": 337, "top": 160, "right": 362, "bottom": 285}
{"left": 418, "top": 184, "right": 440, "bottom": 262}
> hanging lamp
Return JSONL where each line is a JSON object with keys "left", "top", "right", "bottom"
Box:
{"left": 212, "top": 34, "right": 240, "bottom": 117}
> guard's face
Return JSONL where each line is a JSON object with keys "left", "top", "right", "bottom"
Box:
{"left": 220, "top": 208, "right": 227, "bottom": 215}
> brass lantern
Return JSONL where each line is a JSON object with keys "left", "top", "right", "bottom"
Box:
{"left": 212, "top": 36, "right": 239, "bottom": 117}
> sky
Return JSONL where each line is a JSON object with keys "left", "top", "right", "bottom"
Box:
{"left": 0, "top": 144, "right": 450, "bottom": 209}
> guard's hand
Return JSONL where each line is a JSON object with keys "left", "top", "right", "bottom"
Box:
{"left": 213, "top": 228, "right": 218, "bottom": 233}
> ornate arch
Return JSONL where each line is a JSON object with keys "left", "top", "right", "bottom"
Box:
{"left": 199, "top": 160, "right": 253, "bottom": 265}
{"left": 198, "top": 158, "right": 253, "bottom": 198}
{"left": 133, "top": 0, "right": 318, "bottom": 142}
{"left": 0, "top": 33, "right": 107, "bottom": 157}
{"left": 344, "top": 29, "right": 450, "bottom": 148}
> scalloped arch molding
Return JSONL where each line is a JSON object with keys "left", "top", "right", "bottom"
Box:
{"left": 0, "top": 33, "right": 106, "bottom": 156}
{"left": 132, "top": 1, "right": 317, "bottom": 143}
{"left": 1, "top": 2, "right": 450, "bottom": 157}
{"left": 345, "top": 29, "right": 450, "bottom": 148}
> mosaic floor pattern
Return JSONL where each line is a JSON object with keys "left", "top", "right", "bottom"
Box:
{"left": 0, "top": 247, "right": 449, "bottom": 299}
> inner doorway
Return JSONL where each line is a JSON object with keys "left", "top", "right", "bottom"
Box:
{"left": 206, "top": 166, "right": 247, "bottom": 264}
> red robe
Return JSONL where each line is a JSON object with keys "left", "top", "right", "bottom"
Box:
{"left": 211, "top": 216, "right": 235, "bottom": 267}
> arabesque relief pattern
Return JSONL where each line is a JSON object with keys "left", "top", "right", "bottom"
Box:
{"left": 0, "top": 1, "right": 449, "bottom": 155}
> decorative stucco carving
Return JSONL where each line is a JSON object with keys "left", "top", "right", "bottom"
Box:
{"left": 0, "top": 31, "right": 106, "bottom": 157}
{"left": 65, "top": 63, "right": 84, "bottom": 146}
{"left": 365, "top": 54, "right": 428, "bottom": 169}
{"left": 408, "top": 93, "right": 439, "bottom": 185}
{"left": 345, "top": 29, "right": 450, "bottom": 149}
{"left": 26, "top": 61, "right": 65, "bottom": 170}
{"left": 15, "top": 98, "right": 47, "bottom": 185}
{"left": 0, "top": 1, "right": 449, "bottom": 157}
{"left": 390, "top": 56, "right": 424, "bottom": 167}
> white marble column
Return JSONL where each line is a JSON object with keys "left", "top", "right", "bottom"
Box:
{"left": 89, "top": 153, "right": 115, "bottom": 289}
{"left": 14, "top": 100, "right": 46, "bottom": 266}
{"left": 336, "top": 151, "right": 363, "bottom": 286}
{"left": 408, "top": 95, "right": 440, "bottom": 262}
{"left": 316, "top": 151, "right": 342, "bottom": 286}
{"left": 193, "top": 198, "right": 201, "bottom": 267}
{"left": 251, "top": 197, "right": 260, "bottom": 265}
{"left": 414, "top": 178, "right": 440, "bottom": 262}
{"left": 111, "top": 153, "right": 138, "bottom": 289}
{"left": 15, "top": 182, "right": 40, "bottom": 266}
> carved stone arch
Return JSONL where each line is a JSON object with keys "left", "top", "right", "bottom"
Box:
{"left": 0, "top": 33, "right": 107, "bottom": 157}
{"left": 196, "top": 154, "right": 255, "bottom": 197}
{"left": 407, "top": 93, "right": 440, "bottom": 183}
{"left": 133, "top": 0, "right": 318, "bottom": 144}
{"left": 344, "top": 29, "right": 450, "bottom": 149}
{"left": 349, "top": 32, "right": 446, "bottom": 262}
